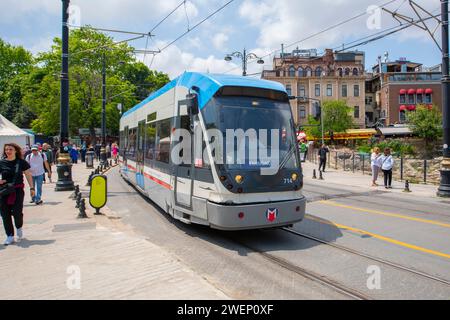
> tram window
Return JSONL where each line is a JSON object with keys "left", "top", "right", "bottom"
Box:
{"left": 145, "top": 123, "right": 156, "bottom": 163}
{"left": 127, "top": 128, "right": 137, "bottom": 161}
{"left": 156, "top": 118, "right": 171, "bottom": 164}
{"left": 138, "top": 121, "right": 145, "bottom": 151}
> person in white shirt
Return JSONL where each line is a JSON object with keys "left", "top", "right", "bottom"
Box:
{"left": 380, "top": 148, "right": 394, "bottom": 189}
{"left": 370, "top": 147, "right": 382, "bottom": 187}
{"left": 25, "top": 145, "right": 51, "bottom": 204}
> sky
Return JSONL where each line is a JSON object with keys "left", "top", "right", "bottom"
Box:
{"left": 0, "top": 0, "right": 443, "bottom": 80}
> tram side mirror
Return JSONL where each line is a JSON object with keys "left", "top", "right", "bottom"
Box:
{"left": 186, "top": 93, "right": 199, "bottom": 115}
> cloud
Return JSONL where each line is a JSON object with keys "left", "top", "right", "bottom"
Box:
{"left": 212, "top": 33, "right": 229, "bottom": 50}
{"left": 138, "top": 41, "right": 241, "bottom": 79}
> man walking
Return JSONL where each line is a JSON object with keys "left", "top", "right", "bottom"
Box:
{"left": 318, "top": 144, "right": 329, "bottom": 172}
{"left": 25, "top": 145, "right": 51, "bottom": 205}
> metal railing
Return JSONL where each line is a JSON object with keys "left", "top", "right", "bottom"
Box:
{"left": 305, "top": 149, "right": 441, "bottom": 185}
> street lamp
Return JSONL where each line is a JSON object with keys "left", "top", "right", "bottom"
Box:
{"left": 55, "top": 0, "right": 74, "bottom": 192}
{"left": 224, "top": 49, "right": 264, "bottom": 76}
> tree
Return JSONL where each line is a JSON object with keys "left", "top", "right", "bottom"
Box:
{"left": 305, "top": 100, "right": 354, "bottom": 140}
{"left": 406, "top": 105, "right": 443, "bottom": 158}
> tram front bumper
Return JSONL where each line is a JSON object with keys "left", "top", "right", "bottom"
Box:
{"left": 207, "top": 197, "right": 306, "bottom": 231}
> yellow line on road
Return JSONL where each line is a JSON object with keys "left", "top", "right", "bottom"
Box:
{"left": 319, "top": 200, "right": 450, "bottom": 229}
{"left": 305, "top": 215, "right": 450, "bottom": 259}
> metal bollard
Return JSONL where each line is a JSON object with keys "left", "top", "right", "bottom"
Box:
{"left": 319, "top": 170, "right": 324, "bottom": 180}
{"left": 78, "top": 199, "right": 88, "bottom": 219}
{"left": 403, "top": 180, "right": 411, "bottom": 193}
{"left": 74, "top": 185, "right": 80, "bottom": 197}
{"left": 110, "top": 159, "right": 112, "bottom": 167}
{"left": 75, "top": 193, "right": 81, "bottom": 208}
{"left": 312, "top": 169, "right": 317, "bottom": 179}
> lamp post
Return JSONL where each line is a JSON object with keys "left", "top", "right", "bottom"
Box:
{"left": 224, "top": 49, "right": 264, "bottom": 76}
{"left": 438, "top": 0, "right": 450, "bottom": 197}
{"left": 100, "top": 51, "right": 107, "bottom": 167}
{"left": 55, "top": 0, "right": 74, "bottom": 192}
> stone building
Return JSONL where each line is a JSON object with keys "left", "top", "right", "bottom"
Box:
{"left": 261, "top": 48, "right": 366, "bottom": 128}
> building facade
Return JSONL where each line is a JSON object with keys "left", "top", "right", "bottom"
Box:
{"left": 366, "top": 59, "right": 442, "bottom": 126}
{"left": 262, "top": 48, "right": 366, "bottom": 128}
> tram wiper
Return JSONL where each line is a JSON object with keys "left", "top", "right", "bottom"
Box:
{"left": 278, "top": 144, "right": 295, "bottom": 171}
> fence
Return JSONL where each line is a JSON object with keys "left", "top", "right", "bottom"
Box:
{"left": 305, "top": 149, "right": 441, "bottom": 185}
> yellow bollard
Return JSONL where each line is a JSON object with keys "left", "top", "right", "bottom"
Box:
{"left": 89, "top": 175, "right": 107, "bottom": 215}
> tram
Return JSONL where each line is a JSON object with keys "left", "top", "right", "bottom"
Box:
{"left": 119, "top": 72, "right": 306, "bottom": 230}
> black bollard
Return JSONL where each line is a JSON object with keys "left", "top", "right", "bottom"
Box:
{"left": 312, "top": 169, "right": 317, "bottom": 179}
{"left": 78, "top": 199, "right": 88, "bottom": 219}
{"left": 404, "top": 180, "right": 411, "bottom": 193}
{"left": 75, "top": 193, "right": 81, "bottom": 208}
{"left": 75, "top": 185, "right": 80, "bottom": 197}
{"left": 319, "top": 170, "right": 324, "bottom": 180}
{"left": 110, "top": 159, "right": 112, "bottom": 167}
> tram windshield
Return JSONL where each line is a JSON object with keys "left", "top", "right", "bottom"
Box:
{"left": 201, "top": 92, "right": 299, "bottom": 173}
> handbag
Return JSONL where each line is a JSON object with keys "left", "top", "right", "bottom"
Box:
{"left": 0, "top": 162, "right": 20, "bottom": 197}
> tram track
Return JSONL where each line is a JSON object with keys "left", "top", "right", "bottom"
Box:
{"left": 282, "top": 227, "right": 450, "bottom": 287}
{"left": 231, "top": 239, "right": 373, "bottom": 300}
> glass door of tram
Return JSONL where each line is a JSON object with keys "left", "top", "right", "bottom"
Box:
{"left": 174, "top": 100, "right": 194, "bottom": 209}
{"left": 136, "top": 120, "right": 146, "bottom": 189}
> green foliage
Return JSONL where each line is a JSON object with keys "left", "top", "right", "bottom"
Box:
{"left": 406, "top": 105, "right": 443, "bottom": 142}
{"left": 304, "top": 100, "right": 355, "bottom": 140}
{"left": 356, "top": 139, "right": 416, "bottom": 156}
{"left": 0, "top": 29, "right": 170, "bottom": 139}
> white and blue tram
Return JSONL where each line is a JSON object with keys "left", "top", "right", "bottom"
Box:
{"left": 119, "top": 72, "right": 306, "bottom": 230}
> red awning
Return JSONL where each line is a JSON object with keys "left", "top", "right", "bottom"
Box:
{"left": 425, "top": 88, "right": 433, "bottom": 94}
{"left": 408, "top": 105, "right": 416, "bottom": 111}
{"left": 408, "top": 89, "right": 416, "bottom": 94}
{"left": 416, "top": 89, "right": 424, "bottom": 94}
{"left": 399, "top": 89, "right": 407, "bottom": 94}
{"left": 399, "top": 105, "right": 407, "bottom": 111}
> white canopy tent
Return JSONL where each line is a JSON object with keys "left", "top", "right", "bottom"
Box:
{"left": 0, "top": 114, "right": 34, "bottom": 155}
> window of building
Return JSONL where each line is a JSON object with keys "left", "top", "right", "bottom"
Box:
{"left": 155, "top": 118, "right": 171, "bottom": 163}
{"left": 299, "top": 106, "right": 306, "bottom": 119}
{"left": 337, "top": 68, "right": 343, "bottom": 77}
{"left": 354, "top": 106, "right": 360, "bottom": 119}
{"left": 354, "top": 84, "right": 360, "bottom": 97}
{"left": 365, "top": 96, "right": 373, "bottom": 105}
{"left": 408, "top": 94, "right": 415, "bottom": 104}
{"left": 353, "top": 68, "right": 359, "bottom": 76}
{"left": 425, "top": 93, "right": 432, "bottom": 103}
{"left": 298, "top": 67, "right": 305, "bottom": 77}
{"left": 315, "top": 84, "right": 321, "bottom": 97}
{"left": 345, "top": 68, "right": 350, "bottom": 76}
{"left": 327, "top": 84, "right": 332, "bottom": 96}
{"left": 342, "top": 84, "right": 347, "bottom": 97}
{"left": 298, "top": 85, "right": 306, "bottom": 98}
{"left": 289, "top": 66, "right": 296, "bottom": 77}
{"left": 399, "top": 94, "right": 406, "bottom": 104}
{"left": 286, "top": 84, "right": 292, "bottom": 96}
{"left": 399, "top": 111, "right": 407, "bottom": 123}
{"left": 315, "top": 67, "right": 323, "bottom": 77}
{"left": 305, "top": 67, "right": 312, "bottom": 77}
{"left": 416, "top": 93, "right": 423, "bottom": 104}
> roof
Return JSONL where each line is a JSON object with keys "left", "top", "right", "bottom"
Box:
{"left": 377, "top": 127, "right": 413, "bottom": 136}
{"left": 0, "top": 114, "right": 30, "bottom": 137}
{"left": 122, "top": 72, "right": 287, "bottom": 118}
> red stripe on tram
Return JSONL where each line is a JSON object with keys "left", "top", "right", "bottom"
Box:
{"left": 126, "top": 164, "right": 172, "bottom": 190}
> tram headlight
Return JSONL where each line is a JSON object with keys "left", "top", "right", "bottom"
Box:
{"left": 291, "top": 173, "right": 298, "bottom": 181}
{"left": 235, "top": 175, "right": 244, "bottom": 184}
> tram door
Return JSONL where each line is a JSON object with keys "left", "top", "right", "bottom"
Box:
{"left": 174, "top": 100, "right": 194, "bottom": 209}
{"left": 136, "top": 120, "right": 146, "bottom": 189}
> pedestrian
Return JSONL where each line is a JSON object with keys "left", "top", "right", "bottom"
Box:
{"left": 370, "top": 147, "right": 382, "bottom": 187}
{"left": 0, "top": 143, "right": 35, "bottom": 245}
{"left": 70, "top": 144, "right": 79, "bottom": 164}
{"left": 318, "top": 144, "right": 329, "bottom": 172}
{"left": 80, "top": 142, "right": 87, "bottom": 163}
{"left": 25, "top": 145, "right": 51, "bottom": 205}
{"left": 112, "top": 142, "right": 119, "bottom": 163}
{"left": 106, "top": 143, "right": 111, "bottom": 159}
{"left": 381, "top": 147, "right": 394, "bottom": 189}
{"left": 299, "top": 140, "right": 308, "bottom": 162}
{"left": 42, "top": 143, "right": 53, "bottom": 183}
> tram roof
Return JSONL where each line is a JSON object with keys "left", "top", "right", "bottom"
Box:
{"left": 122, "top": 72, "right": 287, "bottom": 118}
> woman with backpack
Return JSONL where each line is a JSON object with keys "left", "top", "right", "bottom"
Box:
{"left": 381, "top": 148, "right": 394, "bottom": 189}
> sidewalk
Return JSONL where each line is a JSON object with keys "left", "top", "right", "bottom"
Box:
{"left": 302, "top": 160, "right": 442, "bottom": 199}
{"left": 0, "top": 161, "right": 229, "bottom": 300}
